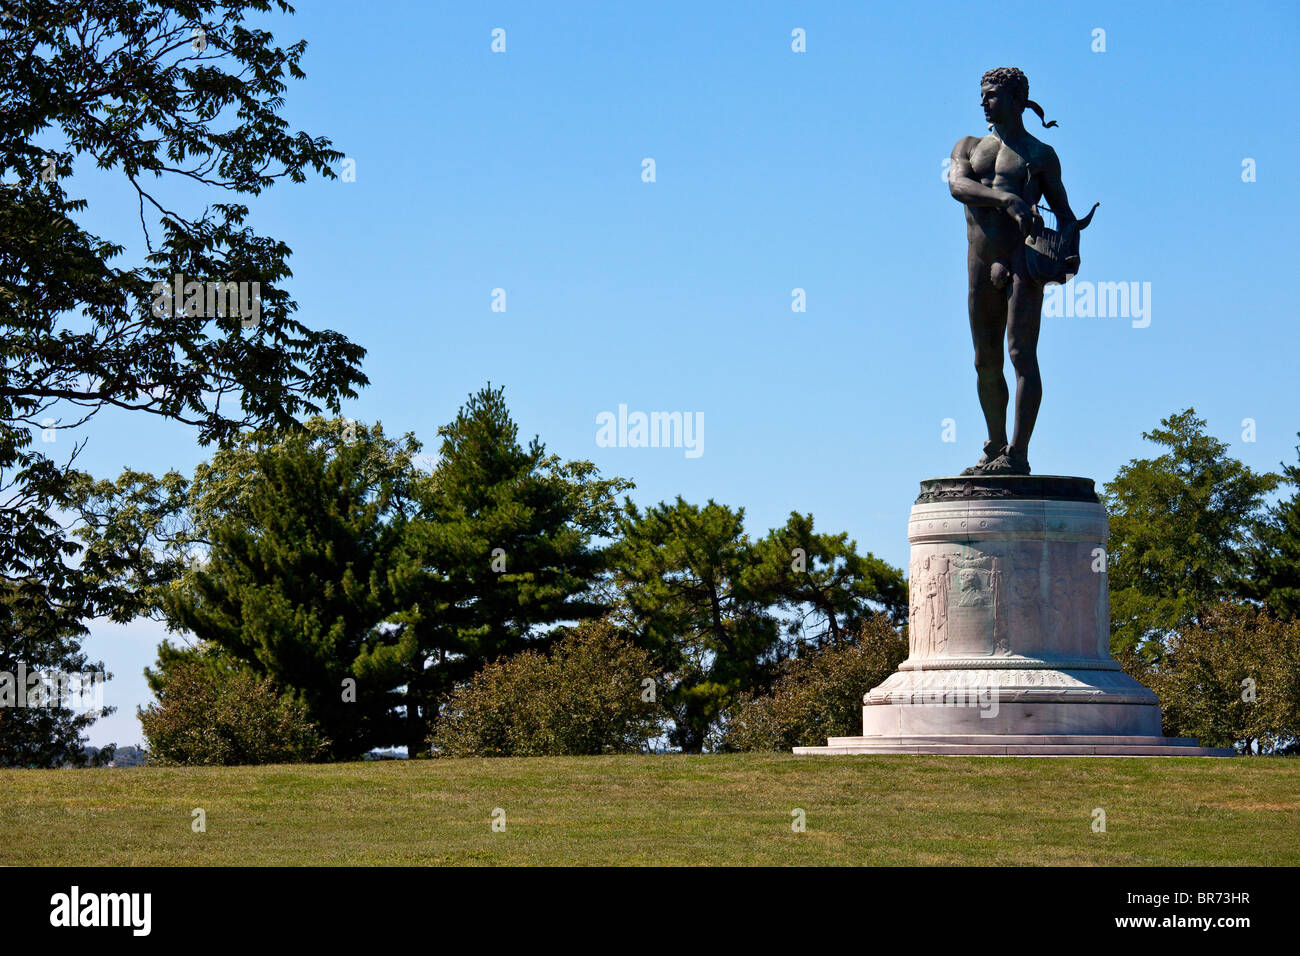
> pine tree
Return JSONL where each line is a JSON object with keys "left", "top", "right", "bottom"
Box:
{"left": 162, "top": 420, "right": 418, "bottom": 759}
{"left": 399, "top": 385, "right": 631, "bottom": 752}
{"left": 1243, "top": 435, "right": 1300, "bottom": 621}
{"left": 612, "top": 497, "right": 781, "bottom": 753}
{"left": 749, "top": 512, "right": 908, "bottom": 648}
{"left": 1103, "top": 409, "right": 1279, "bottom": 657}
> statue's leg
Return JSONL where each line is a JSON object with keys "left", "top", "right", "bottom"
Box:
{"left": 967, "top": 252, "right": 1009, "bottom": 452}
{"left": 1006, "top": 251, "right": 1045, "bottom": 465}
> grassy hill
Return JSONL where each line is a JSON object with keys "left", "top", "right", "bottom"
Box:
{"left": 3, "top": 754, "right": 1297, "bottom": 866}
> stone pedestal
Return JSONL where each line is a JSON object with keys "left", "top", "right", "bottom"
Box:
{"left": 795, "top": 476, "right": 1233, "bottom": 757}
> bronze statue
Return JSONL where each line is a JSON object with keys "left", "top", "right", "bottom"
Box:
{"left": 948, "top": 67, "right": 1097, "bottom": 475}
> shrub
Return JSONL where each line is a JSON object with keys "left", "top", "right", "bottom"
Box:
{"left": 140, "top": 660, "right": 328, "bottom": 765}
{"left": 429, "top": 620, "right": 660, "bottom": 757}
{"left": 723, "top": 615, "right": 907, "bottom": 751}
{"left": 1146, "top": 601, "right": 1300, "bottom": 754}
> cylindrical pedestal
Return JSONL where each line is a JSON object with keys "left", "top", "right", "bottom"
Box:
{"left": 863, "top": 475, "right": 1162, "bottom": 737}
{"left": 794, "top": 476, "right": 1232, "bottom": 755}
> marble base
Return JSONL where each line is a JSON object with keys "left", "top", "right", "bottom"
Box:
{"left": 795, "top": 476, "right": 1233, "bottom": 758}
{"left": 793, "top": 735, "right": 1235, "bottom": 757}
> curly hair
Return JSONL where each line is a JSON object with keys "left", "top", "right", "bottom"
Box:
{"left": 981, "top": 67, "right": 1057, "bottom": 129}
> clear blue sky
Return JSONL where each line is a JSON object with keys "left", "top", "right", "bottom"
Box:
{"left": 72, "top": 0, "right": 1300, "bottom": 746}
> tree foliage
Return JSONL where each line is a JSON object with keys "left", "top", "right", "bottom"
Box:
{"left": 429, "top": 619, "right": 659, "bottom": 757}
{"left": 612, "top": 497, "right": 781, "bottom": 753}
{"left": 0, "top": 583, "right": 113, "bottom": 766}
{"left": 1243, "top": 435, "right": 1300, "bottom": 622}
{"left": 79, "top": 388, "right": 631, "bottom": 755}
{"left": 79, "top": 418, "right": 420, "bottom": 759}
{"left": 396, "top": 384, "right": 632, "bottom": 751}
{"left": 140, "top": 655, "right": 327, "bottom": 766}
{"left": 0, "top": 1, "right": 364, "bottom": 763}
{"left": 159, "top": 419, "right": 419, "bottom": 758}
{"left": 609, "top": 499, "right": 905, "bottom": 751}
{"left": 1141, "top": 601, "right": 1300, "bottom": 755}
{"left": 750, "top": 511, "right": 908, "bottom": 645}
{"left": 723, "top": 615, "right": 907, "bottom": 752}
{"left": 1102, "top": 409, "right": 1278, "bottom": 656}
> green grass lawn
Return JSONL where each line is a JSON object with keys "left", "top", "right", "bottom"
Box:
{"left": 2, "top": 754, "right": 1297, "bottom": 866}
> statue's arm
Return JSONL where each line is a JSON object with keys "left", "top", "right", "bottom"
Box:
{"left": 1036, "top": 147, "right": 1077, "bottom": 226}
{"left": 948, "top": 137, "right": 1014, "bottom": 209}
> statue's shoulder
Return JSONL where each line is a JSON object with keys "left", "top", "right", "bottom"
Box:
{"left": 952, "top": 134, "right": 986, "bottom": 157}
{"left": 1027, "top": 137, "right": 1061, "bottom": 169}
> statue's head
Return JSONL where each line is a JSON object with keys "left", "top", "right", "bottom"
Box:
{"left": 981, "top": 67, "right": 1027, "bottom": 124}
{"left": 981, "top": 67, "right": 1057, "bottom": 129}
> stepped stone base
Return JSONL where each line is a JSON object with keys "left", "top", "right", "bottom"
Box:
{"left": 793, "top": 735, "right": 1234, "bottom": 757}
{"left": 794, "top": 476, "right": 1234, "bottom": 758}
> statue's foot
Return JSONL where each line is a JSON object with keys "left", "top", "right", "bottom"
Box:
{"left": 981, "top": 446, "right": 1031, "bottom": 475}
{"left": 960, "top": 440, "right": 1006, "bottom": 476}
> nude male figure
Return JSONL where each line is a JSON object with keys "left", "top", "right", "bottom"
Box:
{"left": 948, "top": 67, "right": 1079, "bottom": 475}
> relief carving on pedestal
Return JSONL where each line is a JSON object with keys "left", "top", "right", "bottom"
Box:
{"left": 1095, "top": 582, "right": 1111, "bottom": 657}
{"left": 996, "top": 548, "right": 1042, "bottom": 656}
{"left": 955, "top": 567, "right": 993, "bottom": 607}
{"left": 909, "top": 554, "right": 952, "bottom": 657}
{"left": 910, "top": 541, "right": 1116, "bottom": 662}
{"left": 1045, "top": 543, "right": 1106, "bottom": 659}
{"left": 949, "top": 557, "right": 1001, "bottom": 656}
{"left": 1048, "top": 566, "right": 1078, "bottom": 653}
{"left": 910, "top": 551, "right": 1002, "bottom": 658}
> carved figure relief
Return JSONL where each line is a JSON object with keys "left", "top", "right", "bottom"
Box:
{"left": 908, "top": 553, "right": 952, "bottom": 656}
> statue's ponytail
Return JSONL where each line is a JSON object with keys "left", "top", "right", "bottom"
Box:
{"left": 1025, "top": 99, "right": 1057, "bottom": 129}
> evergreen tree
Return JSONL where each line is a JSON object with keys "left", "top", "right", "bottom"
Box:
{"left": 160, "top": 419, "right": 419, "bottom": 759}
{"left": 612, "top": 497, "right": 781, "bottom": 753}
{"left": 1102, "top": 409, "right": 1278, "bottom": 657}
{"left": 749, "top": 512, "right": 908, "bottom": 648}
{"left": 399, "top": 386, "right": 631, "bottom": 751}
{"left": 1243, "top": 435, "right": 1300, "bottom": 621}
{"left": 81, "top": 390, "right": 630, "bottom": 757}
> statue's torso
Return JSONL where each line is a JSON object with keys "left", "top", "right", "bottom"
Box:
{"left": 964, "top": 133, "right": 1049, "bottom": 257}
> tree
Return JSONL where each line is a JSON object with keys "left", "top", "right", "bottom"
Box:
{"left": 80, "top": 389, "right": 631, "bottom": 757}
{"left": 81, "top": 418, "right": 423, "bottom": 758}
{"left": 723, "top": 615, "right": 907, "bottom": 752}
{"left": 0, "top": 583, "right": 113, "bottom": 767}
{"left": 1, "top": 2, "right": 365, "bottom": 758}
{"left": 1102, "top": 409, "right": 1278, "bottom": 657}
{"left": 399, "top": 385, "right": 631, "bottom": 751}
{"left": 1243, "top": 435, "right": 1300, "bottom": 621}
{"left": 429, "top": 620, "right": 660, "bottom": 757}
{"left": 612, "top": 497, "right": 781, "bottom": 752}
{"left": 749, "top": 511, "right": 908, "bottom": 648}
{"left": 1146, "top": 601, "right": 1300, "bottom": 755}
{"left": 157, "top": 419, "right": 419, "bottom": 759}
{"left": 140, "top": 656, "right": 327, "bottom": 766}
